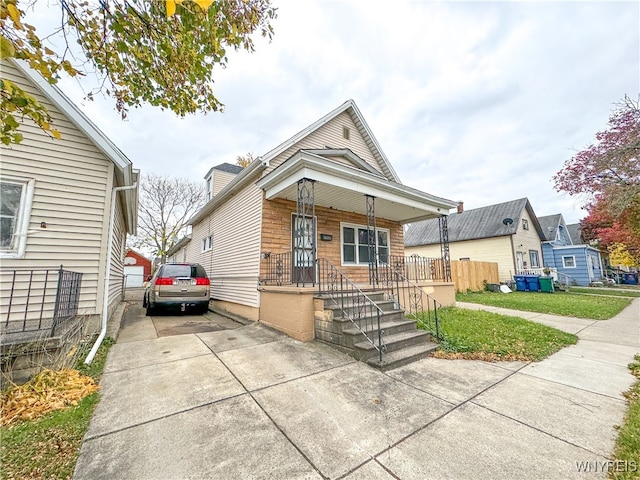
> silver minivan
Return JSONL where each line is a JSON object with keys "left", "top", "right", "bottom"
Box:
{"left": 143, "top": 263, "right": 210, "bottom": 315}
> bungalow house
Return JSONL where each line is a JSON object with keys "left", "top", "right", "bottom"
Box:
{"left": 1, "top": 59, "right": 138, "bottom": 354}
{"left": 537, "top": 214, "right": 604, "bottom": 286}
{"left": 405, "top": 198, "right": 545, "bottom": 283}
{"left": 179, "top": 100, "right": 458, "bottom": 367}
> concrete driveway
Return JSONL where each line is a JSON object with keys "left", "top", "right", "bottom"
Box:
{"left": 74, "top": 296, "right": 639, "bottom": 479}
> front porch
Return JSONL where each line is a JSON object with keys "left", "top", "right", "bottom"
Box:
{"left": 255, "top": 149, "right": 457, "bottom": 368}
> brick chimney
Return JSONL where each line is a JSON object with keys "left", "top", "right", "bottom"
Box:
{"left": 457, "top": 201, "right": 464, "bottom": 214}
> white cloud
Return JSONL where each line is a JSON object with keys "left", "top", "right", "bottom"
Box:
{"left": 22, "top": 0, "right": 639, "bottom": 224}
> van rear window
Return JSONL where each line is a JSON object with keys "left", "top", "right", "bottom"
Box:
{"left": 162, "top": 264, "right": 207, "bottom": 278}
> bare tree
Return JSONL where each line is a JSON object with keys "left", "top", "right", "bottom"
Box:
{"left": 130, "top": 174, "right": 205, "bottom": 263}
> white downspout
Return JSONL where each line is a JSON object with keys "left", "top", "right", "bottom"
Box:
{"left": 85, "top": 182, "right": 137, "bottom": 364}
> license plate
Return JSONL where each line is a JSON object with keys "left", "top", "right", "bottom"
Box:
{"left": 178, "top": 279, "right": 192, "bottom": 285}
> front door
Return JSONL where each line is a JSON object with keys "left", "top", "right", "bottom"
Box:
{"left": 291, "top": 215, "right": 316, "bottom": 284}
{"left": 516, "top": 251, "right": 525, "bottom": 271}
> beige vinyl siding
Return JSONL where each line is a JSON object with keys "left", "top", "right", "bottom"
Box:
{"left": 187, "top": 181, "right": 263, "bottom": 307}
{"left": 406, "top": 236, "right": 516, "bottom": 282}
{"left": 512, "top": 209, "right": 543, "bottom": 269}
{"left": 212, "top": 170, "right": 238, "bottom": 197}
{"left": 266, "top": 112, "right": 384, "bottom": 176}
{"left": 107, "top": 193, "right": 127, "bottom": 315}
{"left": 0, "top": 61, "right": 114, "bottom": 321}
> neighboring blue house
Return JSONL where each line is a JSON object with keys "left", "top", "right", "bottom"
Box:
{"left": 538, "top": 214, "right": 604, "bottom": 286}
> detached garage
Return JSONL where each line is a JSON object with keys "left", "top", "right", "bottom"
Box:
{"left": 124, "top": 249, "right": 152, "bottom": 287}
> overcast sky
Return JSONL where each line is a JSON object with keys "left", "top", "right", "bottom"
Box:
{"left": 28, "top": 0, "right": 639, "bottom": 224}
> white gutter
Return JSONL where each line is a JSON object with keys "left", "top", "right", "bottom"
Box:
{"left": 85, "top": 182, "right": 138, "bottom": 364}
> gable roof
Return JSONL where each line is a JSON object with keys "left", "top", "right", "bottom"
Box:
{"left": 259, "top": 99, "right": 401, "bottom": 183}
{"left": 11, "top": 59, "right": 138, "bottom": 234}
{"left": 405, "top": 198, "right": 544, "bottom": 246}
{"left": 537, "top": 214, "right": 562, "bottom": 241}
{"left": 566, "top": 223, "right": 583, "bottom": 245}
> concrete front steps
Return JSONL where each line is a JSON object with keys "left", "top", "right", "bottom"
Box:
{"left": 314, "top": 291, "right": 438, "bottom": 371}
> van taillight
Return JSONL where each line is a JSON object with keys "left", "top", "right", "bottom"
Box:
{"left": 195, "top": 278, "right": 210, "bottom": 286}
{"left": 155, "top": 278, "right": 174, "bottom": 286}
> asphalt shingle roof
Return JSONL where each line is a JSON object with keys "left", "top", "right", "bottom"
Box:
{"left": 213, "top": 163, "right": 244, "bottom": 175}
{"left": 566, "top": 223, "right": 583, "bottom": 245}
{"left": 405, "top": 198, "right": 537, "bottom": 246}
{"left": 537, "top": 214, "right": 562, "bottom": 241}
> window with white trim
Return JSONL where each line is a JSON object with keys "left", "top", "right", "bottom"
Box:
{"left": 341, "top": 223, "right": 390, "bottom": 265}
{"left": 529, "top": 250, "right": 540, "bottom": 268}
{"left": 1, "top": 177, "right": 34, "bottom": 258}
{"left": 522, "top": 219, "right": 529, "bottom": 230}
{"left": 562, "top": 255, "right": 576, "bottom": 268}
{"left": 201, "top": 235, "right": 212, "bottom": 252}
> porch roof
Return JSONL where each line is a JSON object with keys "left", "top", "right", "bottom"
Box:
{"left": 256, "top": 151, "right": 457, "bottom": 223}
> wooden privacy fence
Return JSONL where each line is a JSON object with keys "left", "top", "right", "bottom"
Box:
{"left": 451, "top": 260, "right": 499, "bottom": 292}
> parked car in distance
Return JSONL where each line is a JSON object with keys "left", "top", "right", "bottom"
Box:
{"left": 143, "top": 263, "right": 210, "bottom": 315}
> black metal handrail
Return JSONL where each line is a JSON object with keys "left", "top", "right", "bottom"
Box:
{"left": 1, "top": 265, "right": 83, "bottom": 336}
{"left": 377, "top": 256, "right": 442, "bottom": 341}
{"left": 317, "top": 258, "right": 385, "bottom": 363}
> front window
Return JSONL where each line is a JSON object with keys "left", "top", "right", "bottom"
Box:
{"left": 1, "top": 177, "right": 34, "bottom": 258}
{"left": 529, "top": 250, "right": 540, "bottom": 268}
{"left": 341, "top": 223, "right": 390, "bottom": 265}
{"left": 562, "top": 255, "right": 576, "bottom": 268}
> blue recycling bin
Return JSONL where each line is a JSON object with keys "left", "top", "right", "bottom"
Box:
{"left": 623, "top": 273, "right": 638, "bottom": 285}
{"left": 514, "top": 275, "right": 527, "bottom": 292}
{"left": 525, "top": 275, "right": 541, "bottom": 292}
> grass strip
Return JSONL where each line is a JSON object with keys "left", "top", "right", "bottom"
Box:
{"left": 427, "top": 307, "right": 577, "bottom": 362}
{"left": 456, "top": 291, "right": 631, "bottom": 320}
{"left": 568, "top": 287, "right": 640, "bottom": 298}
{"left": 610, "top": 355, "right": 640, "bottom": 479}
{"left": 0, "top": 337, "right": 114, "bottom": 480}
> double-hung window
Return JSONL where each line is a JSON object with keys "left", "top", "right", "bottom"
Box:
{"left": 562, "top": 255, "right": 576, "bottom": 268}
{"left": 1, "top": 177, "right": 35, "bottom": 258}
{"left": 529, "top": 250, "right": 540, "bottom": 268}
{"left": 202, "top": 235, "right": 212, "bottom": 252}
{"left": 341, "top": 223, "right": 389, "bottom": 265}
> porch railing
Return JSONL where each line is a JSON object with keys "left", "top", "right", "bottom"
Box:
{"left": 377, "top": 257, "right": 442, "bottom": 341}
{"left": 261, "top": 252, "right": 292, "bottom": 286}
{"left": 317, "top": 258, "right": 385, "bottom": 363}
{"left": 1, "top": 266, "right": 83, "bottom": 337}
{"left": 516, "top": 267, "right": 573, "bottom": 287}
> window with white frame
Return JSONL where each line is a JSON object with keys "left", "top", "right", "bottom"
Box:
{"left": 201, "top": 235, "right": 212, "bottom": 252}
{"left": 562, "top": 255, "right": 576, "bottom": 268}
{"left": 1, "top": 177, "right": 34, "bottom": 258}
{"left": 341, "top": 223, "right": 389, "bottom": 265}
{"left": 522, "top": 219, "right": 529, "bottom": 230}
{"left": 529, "top": 250, "right": 540, "bottom": 268}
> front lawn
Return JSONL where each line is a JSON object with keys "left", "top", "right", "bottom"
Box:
{"left": 423, "top": 307, "right": 578, "bottom": 362}
{"left": 456, "top": 291, "right": 631, "bottom": 320}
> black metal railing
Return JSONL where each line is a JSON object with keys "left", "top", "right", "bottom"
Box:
{"left": 261, "top": 252, "right": 292, "bottom": 286}
{"left": 317, "top": 258, "right": 385, "bottom": 363}
{"left": 377, "top": 257, "right": 442, "bottom": 341}
{"left": 1, "top": 265, "right": 83, "bottom": 336}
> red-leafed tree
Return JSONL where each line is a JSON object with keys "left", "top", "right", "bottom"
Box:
{"left": 554, "top": 95, "right": 640, "bottom": 264}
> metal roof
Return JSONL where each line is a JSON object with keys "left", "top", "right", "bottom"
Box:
{"left": 405, "top": 198, "right": 544, "bottom": 246}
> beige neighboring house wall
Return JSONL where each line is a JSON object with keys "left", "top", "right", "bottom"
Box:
{"left": 0, "top": 59, "right": 137, "bottom": 327}
{"left": 406, "top": 236, "right": 515, "bottom": 281}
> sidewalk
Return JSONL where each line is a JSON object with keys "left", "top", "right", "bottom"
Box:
{"left": 73, "top": 298, "right": 640, "bottom": 479}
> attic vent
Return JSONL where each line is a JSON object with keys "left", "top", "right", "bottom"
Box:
{"left": 342, "top": 126, "right": 350, "bottom": 140}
